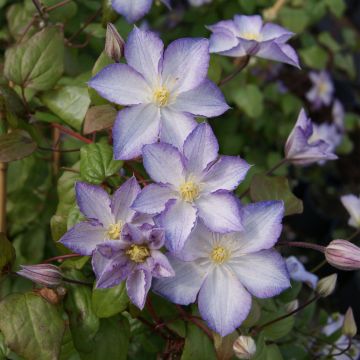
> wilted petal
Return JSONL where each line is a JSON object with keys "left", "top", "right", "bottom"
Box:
{"left": 132, "top": 184, "right": 175, "bottom": 214}
{"left": 183, "top": 123, "right": 219, "bottom": 174}
{"left": 171, "top": 80, "right": 230, "bottom": 117}
{"left": 125, "top": 27, "right": 164, "bottom": 85}
{"left": 156, "top": 199, "right": 197, "bottom": 253}
{"left": 142, "top": 143, "right": 185, "bottom": 186}
{"left": 230, "top": 250, "right": 290, "bottom": 298}
{"left": 153, "top": 255, "right": 207, "bottom": 304}
{"left": 126, "top": 269, "right": 152, "bottom": 309}
{"left": 113, "top": 104, "right": 161, "bottom": 160}
{"left": 198, "top": 266, "right": 252, "bottom": 336}
{"left": 196, "top": 191, "right": 243, "bottom": 233}
{"left": 341, "top": 194, "right": 360, "bottom": 228}
{"left": 112, "top": 0, "right": 152, "bottom": 23}
{"left": 201, "top": 155, "right": 250, "bottom": 192}
{"left": 75, "top": 182, "right": 113, "bottom": 226}
{"left": 88, "top": 64, "right": 150, "bottom": 105}
{"left": 111, "top": 176, "right": 141, "bottom": 223}
{"left": 162, "top": 38, "right": 210, "bottom": 93}
{"left": 159, "top": 108, "right": 197, "bottom": 151}
{"left": 256, "top": 42, "right": 300, "bottom": 68}
{"left": 151, "top": 251, "right": 175, "bottom": 278}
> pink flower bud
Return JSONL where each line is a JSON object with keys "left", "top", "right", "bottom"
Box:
{"left": 325, "top": 240, "right": 360, "bottom": 271}
{"left": 17, "top": 264, "right": 63, "bottom": 287}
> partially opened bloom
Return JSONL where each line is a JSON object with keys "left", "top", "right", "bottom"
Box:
{"left": 286, "top": 256, "right": 318, "bottom": 289}
{"left": 285, "top": 108, "right": 338, "bottom": 166}
{"left": 92, "top": 223, "right": 174, "bottom": 309}
{"left": 89, "top": 27, "right": 229, "bottom": 160}
{"left": 60, "top": 177, "right": 148, "bottom": 255}
{"left": 154, "top": 201, "right": 290, "bottom": 336}
{"left": 208, "top": 15, "right": 299, "bottom": 67}
{"left": 133, "top": 123, "right": 250, "bottom": 252}
{"left": 341, "top": 194, "right": 360, "bottom": 228}
{"left": 17, "top": 264, "right": 63, "bottom": 287}
{"left": 306, "top": 71, "right": 334, "bottom": 109}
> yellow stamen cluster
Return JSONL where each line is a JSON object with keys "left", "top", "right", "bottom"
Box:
{"left": 126, "top": 244, "right": 150, "bottom": 263}
{"left": 211, "top": 246, "right": 229, "bottom": 264}
{"left": 107, "top": 222, "right": 123, "bottom": 240}
{"left": 318, "top": 82, "right": 329, "bottom": 95}
{"left": 153, "top": 86, "right": 170, "bottom": 107}
{"left": 179, "top": 181, "right": 200, "bottom": 202}
{"left": 241, "top": 32, "right": 260, "bottom": 41}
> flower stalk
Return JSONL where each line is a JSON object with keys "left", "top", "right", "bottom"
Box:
{"left": 219, "top": 55, "right": 250, "bottom": 87}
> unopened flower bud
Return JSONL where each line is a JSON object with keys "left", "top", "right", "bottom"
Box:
{"left": 17, "top": 264, "right": 63, "bottom": 287}
{"left": 325, "top": 240, "right": 360, "bottom": 271}
{"left": 233, "top": 336, "right": 256, "bottom": 359}
{"left": 285, "top": 300, "right": 299, "bottom": 313}
{"left": 316, "top": 273, "right": 337, "bottom": 297}
{"left": 342, "top": 307, "right": 357, "bottom": 338}
{"left": 105, "top": 23, "right": 125, "bottom": 63}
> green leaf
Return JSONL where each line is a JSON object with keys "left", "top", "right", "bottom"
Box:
{"left": 4, "top": 27, "right": 64, "bottom": 91}
{"left": 6, "top": 4, "right": 34, "bottom": 40}
{"left": 325, "top": 0, "right": 346, "bottom": 17}
{"left": 80, "top": 316, "right": 130, "bottom": 360}
{"left": 67, "top": 205, "right": 86, "bottom": 230}
{"left": 80, "top": 142, "right": 123, "bottom": 184}
{"left": 83, "top": 105, "right": 117, "bottom": 135}
{"left": 335, "top": 53, "right": 356, "bottom": 79}
{"left": 299, "top": 45, "right": 329, "bottom": 70}
{"left": 0, "top": 233, "right": 15, "bottom": 272}
{"left": 0, "top": 130, "right": 37, "bottom": 163}
{"left": 233, "top": 84, "right": 263, "bottom": 118}
{"left": 92, "top": 282, "right": 129, "bottom": 318}
{"left": 181, "top": 322, "right": 216, "bottom": 360}
{"left": 250, "top": 175, "right": 303, "bottom": 216}
{"left": 261, "top": 310, "right": 295, "bottom": 341}
{"left": 42, "top": 0, "right": 77, "bottom": 22}
{"left": 41, "top": 86, "right": 91, "bottom": 131}
{"left": 318, "top": 32, "right": 341, "bottom": 52}
{"left": 0, "top": 292, "right": 65, "bottom": 360}
{"left": 266, "top": 344, "right": 283, "bottom": 360}
{"left": 279, "top": 8, "right": 309, "bottom": 33}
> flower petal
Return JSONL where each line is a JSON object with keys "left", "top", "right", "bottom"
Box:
{"left": 286, "top": 256, "right": 318, "bottom": 289}
{"left": 111, "top": 176, "right": 141, "bottom": 222}
{"left": 234, "top": 201, "right": 284, "bottom": 253}
{"left": 142, "top": 143, "right": 185, "bottom": 186}
{"left": 256, "top": 42, "right": 300, "bottom": 68}
{"left": 183, "top": 123, "right": 219, "bottom": 174}
{"left": 132, "top": 184, "right": 175, "bottom": 214}
{"left": 159, "top": 108, "right": 197, "bottom": 151}
{"left": 162, "top": 38, "right": 209, "bottom": 93}
{"left": 170, "top": 80, "right": 230, "bottom": 117}
{"left": 59, "top": 222, "right": 106, "bottom": 255}
{"left": 126, "top": 269, "right": 152, "bottom": 309}
{"left": 153, "top": 254, "right": 207, "bottom": 304}
{"left": 196, "top": 191, "right": 243, "bottom": 233}
{"left": 112, "top": 0, "right": 153, "bottom": 23}
{"left": 230, "top": 250, "right": 290, "bottom": 298}
{"left": 156, "top": 199, "right": 197, "bottom": 253}
{"left": 234, "top": 15, "right": 263, "bottom": 35}
{"left": 198, "top": 266, "right": 252, "bottom": 336}
{"left": 260, "top": 23, "right": 294, "bottom": 42}
{"left": 75, "top": 182, "right": 113, "bottom": 226}
{"left": 341, "top": 195, "right": 360, "bottom": 228}
{"left": 208, "top": 21, "right": 239, "bottom": 53}
{"left": 125, "top": 26, "right": 163, "bottom": 85}
{"left": 88, "top": 64, "right": 150, "bottom": 105}
{"left": 113, "top": 104, "right": 161, "bottom": 160}
{"left": 151, "top": 251, "right": 175, "bottom": 278}
{"left": 201, "top": 155, "right": 250, "bottom": 192}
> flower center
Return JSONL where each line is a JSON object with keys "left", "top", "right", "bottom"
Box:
{"left": 241, "top": 32, "right": 260, "bottom": 41}
{"left": 211, "top": 246, "right": 229, "bottom": 264}
{"left": 126, "top": 244, "right": 150, "bottom": 263}
{"left": 318, "top": 82, "right": 328, "bottom": 95}
{"left": 179, "top": 181, "right": 199, "bottom": 202}
{"left": 153, "top": 86, "right": 170, "bottom": 107}
{"left": 107, "top": 222, "right": 123, "bottom": 240}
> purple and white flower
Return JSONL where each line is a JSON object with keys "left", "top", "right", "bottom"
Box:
{"left": 285, "top": 108, "right": 338, "bottom": 166}
{"left": 132, "top": 123, "right": 250, "bottom": 253}
{"left": 332, "top": 99, "right": 345, "bottom": 131}
{"left": 89, "top": 27, "right": 229, "bottom": 160}
{"left": 306, "top": 71, "right": 334, "bottom": 109}
{"left": 341, "top": 194, "right": 360, "bottom": 229}
{"left": 154, "top": 201, "right": 290, "bottom": 336}
{"left": 207, "top": 15, "right": 299, "bottom": 68}
{"left": 111, "top": 0, "right": 170, "bottom": 23}
{"left": 17, "top": 264, "right": 63, "bottom": 288}
{"left": 286, "top": 256, "right": 318, "bottom": 289}
{"left": 60, "top": 177, "right": 148, "bottom": 255}
{"left": 311, "top": 122, "right": 342, "bottom": 156}
{"left": 92, "top": 223, "right": 174, "bottom": 309}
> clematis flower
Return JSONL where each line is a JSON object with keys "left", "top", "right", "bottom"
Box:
{"left": 60, "top": 177, "right": 149, "bottom": 255}
{"left": 306, "top": 71, "right": 334, "bottom": 109}
{"left": 285, "top": 108, "right": 338, "bottom": 166}
{"left": 132, "top": 123, "right": 250, "bottom": 253}
{"left": 332, "top": 99, "right": 345, "bottom": 131}
{"left": 92, "top": 223, "right": 174, "bottom": 309}
{"left": 341, "top": 194, "right": 360, "bottom": 228}
{"left": 111, "top": 0, "right": 170, "bottom": 23}
{"left": 17, "top": 264, "right": 63, "bottom": 287}
{"left": 89, "top": 27, "right": 229, "bottom": 160}
{"left": 310, "top": 122, "right": 342, "bottom": 156}
{"left": 285, "top": 256, "right": 318, "bottom": 289}
{"left": 154, "top": 201, "right": 290, "bottom": 336}
{"left": 207, "top": 15, "right": 299, "bottom": 68}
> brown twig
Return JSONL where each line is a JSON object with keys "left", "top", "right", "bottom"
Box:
{"left": 44, "top": 0, "right": 73, "bottom": 12}
{"left": 219, "top": 55, "right": 250, "bottom": 87}
{"left": 0, "top": 162, "right": 7, "bottom": 233}
{"left": 43, "top": 253, "right": 82, "bottom": 263}
{"left": 277, "top": 241, "right": 325, "bottom": 253}
{"left": 51, "top": 123, "right": 92, "bottom": 144}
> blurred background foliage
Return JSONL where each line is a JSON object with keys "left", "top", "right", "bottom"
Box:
{"left": 0, "top": 0, "right": 360, "bottom": 359}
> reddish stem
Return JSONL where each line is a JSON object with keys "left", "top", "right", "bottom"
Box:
{"left": 51, "top": 123, "right": 92, "bottom": 144}
{"left": 43, "top": 253, "right": 82, "bottom": 263}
